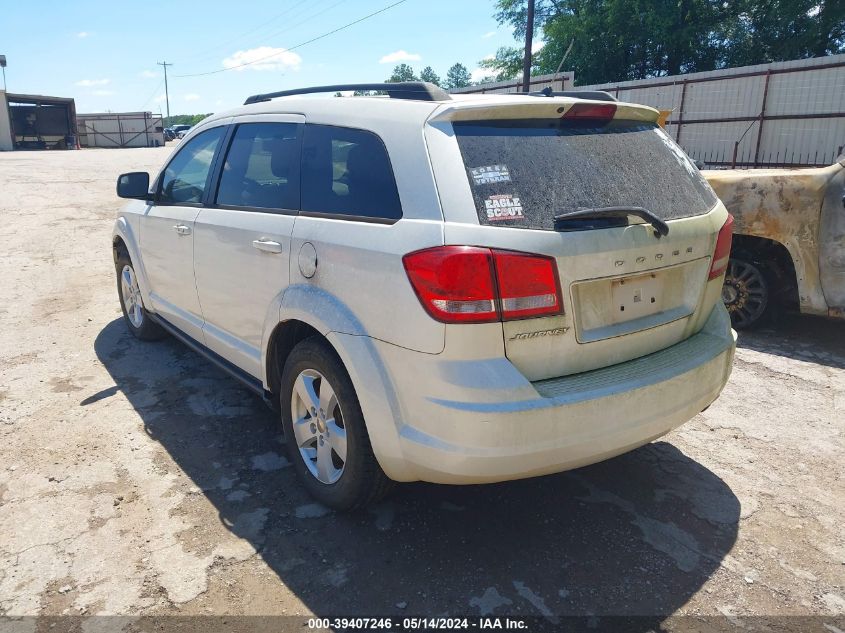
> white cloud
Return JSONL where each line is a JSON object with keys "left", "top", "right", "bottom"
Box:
{"left": 222, "top": 46, "right": 302, "bottom": 72}
{"left": 183, "top": 94, "right": 200, "bottom": 102}
{"left": 76, "top": 31, "right": 90, "bottom": 38}
{"left": 92, "top": 89, "right": 114, "bottom": 96}
{"left": 532, "top": 40, "right": 546, "bottom": 54}
{"left": 75, "top": 78, "right": 110, "bottom": 87}
{"left": 139, "top": 70, "right": 159, "bottom": 79}
{"left": 471, "top": 68, "right": 495, "bottom": 84}
{"left": 379, "top": 50, "right": 421, "bottom": 64}
{"left": 482, "top": 30, "right": 497, "bottom": 39}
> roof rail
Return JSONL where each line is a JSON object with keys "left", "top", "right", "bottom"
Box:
{"left": 244, "top": 82, "right": 451, "bottom": 105}
{"left": 529, "top": 88, "right": 618, "bottom": 102}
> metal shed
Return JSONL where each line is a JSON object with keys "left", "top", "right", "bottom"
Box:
{"left": 0, "top": 91, "right": 77, "bottom": 150}
{"left": 77, "top": 111, "right": 165, "bottom": 148}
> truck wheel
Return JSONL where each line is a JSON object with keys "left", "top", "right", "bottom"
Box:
{"left": 116, "top": 255, "right": 166, "bottom": 341}
{"left": 722, "top": 256, "right": 769, "bottom": 329}
{"left": 280, "top": 337, "right": 394, "bottom": 510}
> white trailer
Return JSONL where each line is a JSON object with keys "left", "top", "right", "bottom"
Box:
{"left": 77, "top": 112, "right": 165, "bottom": 148}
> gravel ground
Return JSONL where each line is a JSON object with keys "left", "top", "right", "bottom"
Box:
{"left": 0, "top": 148, "right": 843, "bottom": 630}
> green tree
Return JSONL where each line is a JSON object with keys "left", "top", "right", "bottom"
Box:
{"left": 444, "top": 63, "right": 473, "bottom": 89}
{"left": 419, "top": 66, "right": 442, "bottom": 86}
{"left": 167, "top": 113, "right": 212, "bottom": 126}
{"left": 723, "top": 0, "right": 845, "bottom": 66}
{"left": 387, "top": 63, "right": 419, "bottom": 82}
{"left": 486, "top": 0, "right": 845, "bottom": 86}
{"left": 478, "top": 47, "right": 526, "bottom": 81}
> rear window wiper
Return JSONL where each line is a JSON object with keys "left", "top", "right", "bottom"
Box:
{"left": 554, "top": 206, "right": 669, "bottom": 238}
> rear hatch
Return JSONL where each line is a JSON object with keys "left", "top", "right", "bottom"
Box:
{"left": 426, "top": 98, "right": 726, "bottom": 380}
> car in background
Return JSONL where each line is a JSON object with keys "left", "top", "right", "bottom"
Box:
{"left": 112, "top": 82, "right": 736, "bottom": 509}
{"left": 163, "top": 128, "right": 176, "bottom": 142}
{"left": 704, "top": 157, "right": 845, "bottom": 328}
{"left": 170, "top": 124, "right": 192, "bottom": 140}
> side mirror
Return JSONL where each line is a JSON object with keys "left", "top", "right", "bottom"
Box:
{"left": 117, "top": 172, "right": 151, "bottom": 200}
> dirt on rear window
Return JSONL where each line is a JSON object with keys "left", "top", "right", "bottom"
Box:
{"left": 454, "top": 119, "right": 718, "bottom": 230}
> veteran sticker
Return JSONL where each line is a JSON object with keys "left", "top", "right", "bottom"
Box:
{"left": 471, "top": 164, "right": 511, "bottom": 185}
{"left": 484, "top": 194, "right": 524, "bottom": 222}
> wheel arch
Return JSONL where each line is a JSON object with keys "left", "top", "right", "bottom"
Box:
{"left": 262, "top": 283, "right": 367, "bottom": 394}
{"left": 731, "top": 234, "right": 799, "bottom": 306}
{"left": 264, "top": 287, "right": 411, "bottom": 481}
{"left": 265, "top": 319, "right": 325, "bottom": 405}
{"left": 112, "top": 217, "right": 154, "bottom": 305}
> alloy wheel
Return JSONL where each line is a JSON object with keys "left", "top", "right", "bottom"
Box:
{"left": 290, "top": 369, "right": 347, "bottom": 484}
{"left": 120, "top": 265, "right": 144, "bottom": 328}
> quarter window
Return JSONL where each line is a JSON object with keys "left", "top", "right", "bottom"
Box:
{"left": 301, "top": 124, "right": 402, "bottom": 220}
{"left": 216, "top": 123, "right": 300, "bottom": 211}
{"left": 158, "top": 127, "right": 225, "bottom": 205}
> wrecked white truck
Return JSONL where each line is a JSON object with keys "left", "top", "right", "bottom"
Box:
{"left": 703, "top": 158, "right": 845, "bottom": 328}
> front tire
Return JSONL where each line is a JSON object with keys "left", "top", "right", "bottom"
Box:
{"left": 115, "top": 254, "right": 166, "bottom": 341}
{"left": 280, "top": 337, "right": 393, "bottom": 510}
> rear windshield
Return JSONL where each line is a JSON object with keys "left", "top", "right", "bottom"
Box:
{"left": 453, "top": 119, "right": 718, "bottom": 230}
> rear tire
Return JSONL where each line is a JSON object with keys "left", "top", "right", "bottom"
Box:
{"left": 280, "top": 337, "right": 394, "bottom": 510}
{"left": 115, "top": 254, "right": 166, "bottom": 341}
{"left": 722, "top": 255, "right": 770, "bottom": 329}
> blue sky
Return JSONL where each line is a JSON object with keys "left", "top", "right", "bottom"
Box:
{"left": 0, "top": 0, "right": 523, "bottom": 116}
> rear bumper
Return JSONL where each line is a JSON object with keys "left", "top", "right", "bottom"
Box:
{"left": 368, "top": 303, "right": 735, "bottom": 484}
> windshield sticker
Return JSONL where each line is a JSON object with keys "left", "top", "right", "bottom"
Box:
{"left": 484, "top": 194, "right": 524, "bottom": 222}
{"left": 471, "top": 165, "right": 511, "bottom": 185}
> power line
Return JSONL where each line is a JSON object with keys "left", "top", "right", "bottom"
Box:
{"left": 174, "top": 0, "right": 409, "bottom": 78}
{"left": 140, "top": 77, "right": 165, "bottom": 110}
{"left": 232, "top": 0, "right": 350, "bottom": 60}
{"left": 177, "top": 0, "right": 311, "bottom": 64}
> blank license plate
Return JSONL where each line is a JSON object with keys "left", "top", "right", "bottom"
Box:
{"left": 611, "top": 273, "right": 663, "bottom": 321}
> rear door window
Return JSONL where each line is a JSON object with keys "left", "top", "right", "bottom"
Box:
{"left": 453, "top": 119, "right": 718, "bottom": 230}
{"left": 216, "top": 122, "right": 300, "bottom": 211}
{"left": 301, "top": 124, "right": 402, "bottom": 221}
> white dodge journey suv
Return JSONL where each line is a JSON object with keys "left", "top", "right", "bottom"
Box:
{"left": 113, "top": 82, "right": 736, "bottom": 510}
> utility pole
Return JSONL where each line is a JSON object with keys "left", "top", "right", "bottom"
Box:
{"left": 157, "top": 61, "right": 172, "bottom": 126}
{"left": 521, "top": 0, "right": 535, "bottom": 93}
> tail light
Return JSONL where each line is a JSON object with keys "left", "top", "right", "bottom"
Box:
{"left": 708, "top": 214, "right": 734, "bottom": 280}
{"left": 403, "top": 246, "right": 562, "bottom": 324}
{"left": 562, "top": 103, "right": 617, "bottom": 121}
{"left": 494, "top": 250, "right": 561, "bottom": 319}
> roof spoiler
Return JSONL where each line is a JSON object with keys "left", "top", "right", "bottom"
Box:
{"left": 529, "top": 88, "right": 618, "bottom": 102}
{"left": 244, "top": 82, "right": 451, "bottom": 105}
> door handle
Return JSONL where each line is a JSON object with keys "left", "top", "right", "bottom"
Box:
{"left": 173, "top": 224, "right": 191, "bottom": 236}
{"left": 252, "top": 239, "right": 283, "bottom": 254}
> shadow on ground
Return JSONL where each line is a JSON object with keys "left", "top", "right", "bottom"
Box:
{"left": 737, "top": 312, "right": 845, "bottom": 369}
{"left": 94, "top": 318, "right": 740, "bottom": 626}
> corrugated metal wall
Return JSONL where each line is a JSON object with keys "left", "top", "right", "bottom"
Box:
{"left": 578, "top": 54, "right": 845, "bottom": 168}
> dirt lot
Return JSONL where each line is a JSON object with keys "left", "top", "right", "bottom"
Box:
{"left": 0, "top": 148, "right": 843, "bottom": 630}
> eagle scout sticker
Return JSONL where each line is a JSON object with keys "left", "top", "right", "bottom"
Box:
{"left": 471, "top": 164, "right": 511, "bottom": 185}
{"left": 484, "top": 194, "right": 524, "bottom": 221}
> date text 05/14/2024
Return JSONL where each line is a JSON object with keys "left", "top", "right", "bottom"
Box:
{"left": 307, "top": 617, "right": 528, "bottom": 630}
